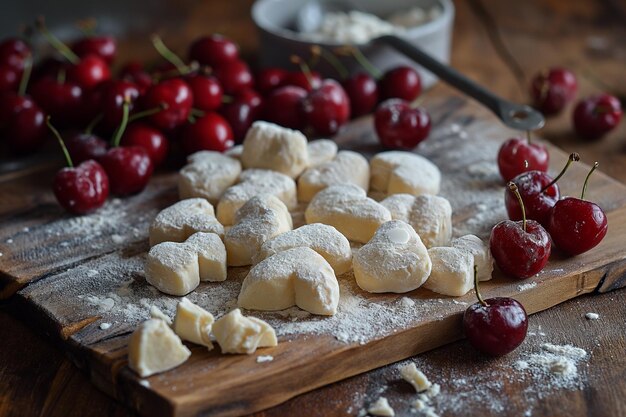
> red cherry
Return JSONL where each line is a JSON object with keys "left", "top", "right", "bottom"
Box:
{"left": 186, "top": 74, "right": 223, "bottom": 112}
{"left": 71, "top": 36, "right": 117, "bottom": 65}
{"left": 213, "top": 60, "right": 254, "bottom": 95}
{"left": 491, "top": 183, "right": 551, "bottom": 279}
{"left": 181, "top": 112, "right": 234, "bottom": 154}
{"left": 262, "top": 85, "right": 307, "bottom": 130}
{"left": 188, "top": 34, "right": 239, "bottom": 67}
{"left": 30, "top": 77, "right": 85, "bottom": 126}
{"left": 283, "top": 70, "right": 322, "bottom": 92}
{"left": 379, "top": 66, "right": 421, "bottom": 101}
{"left": 497, "top": 136, "right": 549, "bottom": 182}
{"left": 573, "top": 94, "right": 622, "bottom": 140}
{"left": 0, "top": 65, "right": 19, "bottom": 93}
{"left": 119, "top": 61, "right": 153, "bottom": 94}
{"left": 256, "top": 67, "right": 288, "bottom": 95}
{"left": 99, "top": 146, "right": 154, "bottom": 195}
{"left": 549, "top": 163, "right": 608, "bottom": 256}
{"left": 5, "top": 106, "right": 47, "bottom": 154}
{"left": 530, "top": 67, "right": 577, "bottom": 115}
{"left": 0, "top": 92, "right": 34, "bottom": 127}
{"left": 54, "top": 160, "right": 110, "bottom": 214}
{"left": 374, "top": 99, "right": 430, "bottom": 149}
{"left": 121, "top": 123, "right": 169, "bottom": 166}
{"left": 220, "top": 90, "right": 263, "bottom": 142}
{"left": 301, "top": 79, "right": 350, "bottom": 136}
{"left": 65, "top": 132, "right": 109, "bottom": 164}
{"left": 100, "top": 80, "right": 141, "bottom": 130}
{"left": 67, "top": 54, "right": 111, "bottom": 90}
{"left": 342, "top": 72, "right": 378, "bottom": 118}
{"left": 0, "top": 38, "right": 30, "bottom": 72}
{"left": 143, "top": 78, "right": 193, "bottom": 130}
{"left": 31, "top": 57, "right": 66, "bottom": 82}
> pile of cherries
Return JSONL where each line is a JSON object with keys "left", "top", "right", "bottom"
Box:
{"left": 0, "top": 25, "right": 433, "bottom": 214}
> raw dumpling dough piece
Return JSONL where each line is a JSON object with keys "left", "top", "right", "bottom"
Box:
{"left": 423, "top": 246, "right": 474, "bottom": 296}
{"left": 241, "top": 121, "right": 309, "bottom": 178}
{"left": 217, "top": 169, "right": 297, "bottom": 226}
{"left": 380, "top": 194, "right": 452, "bottom": 248}
{"left": 149, "top": 198, "right": 224, "bottom": 246}
{"left": 452, "top": 234, "right": 493, "bottom": 281}
{"left": 353, "top": 220, "right": 431, "bottom": 293}
{"left": 184, "top": 232, "right": 227, "bottom": 282}
{"left": 172, "top": 298, "right": 214, "bottom": 349}
{"left": 254, "top": 223, "right": 352, "bottom": 275}
{"left": 238, "top": 247, "right": 340, "bottom": 315}
{"left": 224, "top": 144, "right": 243, "bottom": 160}
{"left": 225, "top": 195, "right": 293, "bottom": 266}
{"left": 370, "top": 151, "right": 441, "bottom": 196}
{"left": 307, "top": 139, "right": 338, "bottom": 166}
{"left": 178, "top": 151, "right": 241, "bottom": 204}
{"left": 305, "top": 184, "right": 391, "bottom": 243}
{"left": 128, "top": 318, "right": 191, "bottom": 378}
{"left": 212, "top": 308, "right": 277, "bottom": 354}
{"left": 298, "top": 150, "right": 370, "bottom": 202}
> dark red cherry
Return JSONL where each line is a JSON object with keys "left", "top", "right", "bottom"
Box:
{"left": 0, "top": 38, "right": 30, "bottom": 72}
{"left": 119, "top": 60, "right": 153, "bottom": 94}
{"left": 342, "top": 72, "right": 378, "bottom": 118}
{"left": 186, "top": 74, "right": 223, "bottom": 112}
{"left": 379, "top": 66, "right": 421, "bottom": 101}
{"left": 256, "top": 67, "right": 288, "bottom": 95}
{"left": 99, "top": 146, "right": 154, "bottom": 195}
{"left": 283, "top": 70, "right": 322, "bottom": 92}
{"left": 100, "top": 80, "right": 141, "bottom": 130}
{"left": 573, "top": 94, "right": 622, "bottom": 140}
{"left": 30, "top": 77, "right": 85, "bottom": 126}
{"left": 181, "top": 112, "right": 234, "bottom": 154}
{"left": 220, "top": 89, "right": 263, "bottom": 142}
{"left": 301, "top": 79, "right": 350, "bottom": 136}
{"left": 0, "top": 65, "right": 19, "bottom": 93}
{"left": 530, "top": 68, "right": 577, "bottom": 115}
{"left": 54, "top": 160, "right": 110, "bottom": 214}
{"left": 213, "top": 60, "right": 254, "bottom": 95}
{"left": 143, "top": 78, "right": 193, "bottom": 130}
{"left": 188, "top": 34, "right": 239, "bottom": 67}
{"left": 262, "top": 85, "right": 307, "bottom": 130}
{"left": 65, "top": 132, "right": 109, "bottom": 164}
{"left": 67, "top": 54, "right": 111, "bottom": 90}
{"left": 121, "top": 123, "right": 169, "bottom": 166}
{"left": 71, "top": 36, "right": 117, "bottom": 65}
{"left": 374, "top": 99, "right": 430, "bottom": 149}
{"left": 5, "top": 106, "right": 47, "bottom": 154}
{"left": 31, "top": 57, "right": 66, "bottom": 82}
{"left": 0, "top": 92, "right": 34, "bottom": 128}
{"left": 497, "top": 136, "right": 549, "bottom": 182}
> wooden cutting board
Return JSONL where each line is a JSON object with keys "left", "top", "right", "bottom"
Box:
{"left": 2, "top": 86, "right": 626, "bottom": 417}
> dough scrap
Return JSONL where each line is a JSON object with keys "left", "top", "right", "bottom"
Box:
{"left": 423, "top": 246, "right": 474, "bottom": 296}
{"left": 307, "top": 139, "right": 338, "bottom": 166}
{"left": 212, "top": 308, "right": 277, "bottom": 354}
{"left": 217, "top": 169, "right": 297, "bottom": 226}
{"left": 225, "top": 194, "right": 293, "bottom": 266}
{"left": 254, "top": 223, "right": 352, "bottom": 275}
{"left": 172, "top": 298, "right": 214, "bottom": 349}
{"left": 241, "top": 121, "right": 309, "bottom": 178}
{"left": 452, "top": 234, "right": 493, "bottom": 281}
{"left": 353, "top": 220, "right": 431, "bottom": 293}
{"left": 128, "top": 318, "right": 191, "bottom": 378}
{"left": 238, "top": 247, "right": 340, "bottom": 315}
{"left": 298, "top": 150, "right": 370, "bottom": 202}
{"left": 149, "top": 198, "right": 224, "bottom": 247}
{"left": 399, "top": 362, "right": 432, "bottom": 392}
{"left": 178, "top": 151, "right": 241, "bottom": 204}
{"left": 305, "top": 184, "right": 391, "bottom": 243}
{"left": 370, "top": 151, "right": 441, "bottom": 196}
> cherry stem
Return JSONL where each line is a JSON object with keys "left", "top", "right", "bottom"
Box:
{"left": 508, "top": 181, "right": 527, "bottom": 232}
{"left": 472, "top": 265, "right": 488, "bottom": 307}
{"left": 151, "top": 34, "right": 189, "bottom": 75}
{"left": 85, "top": 113, "right": 103, "bottom": 135}
{"left": 540, "top": 152, "right": 580, "bottom": 193}
{"left": 17, "top": 52, "right": 32, "bottom": 96}
{"left": 190, "top": 108, "right": 205, "bottom": 118}
{"left": 335, "top": 45, "right": 382, "bottom": 79}
{"left": 127, "top": 103, "right": 168, "bottom": 122}
{"left": 111, "top": 96, "right": 131, "bottom": 148}
{"left": 290, "top": 55, "right": 314, "bottom": 89}
{"left": 526, "top": 130, "right": 532, "bottom": 145}
{"left": 311, "top": 45, "right": 348, "bottom": 79}
{"left": 581, "top": 162, "right": 599, "bottom": 200}
{"left": 221, "top": 95, "right": 233, "bottom": 104}
{"left": 46, "top": 116, "right": 74, "bottom": 168}
{"left": 36, "top": 17, "right": 80, "bottom": 65}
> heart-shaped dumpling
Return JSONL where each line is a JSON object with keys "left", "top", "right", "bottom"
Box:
{"left": 146, "top": 232, "right": 227, "bottom": 296}
{"left": 353, "top": 220, "right": 432, "bottom": 293}
{"left": 238, "top": 247, "right": 339, "bottom": 315}
{"left": 370, "top": 151, "right": 441, "bottom": 197}
{"left": 298, "top": 150, "right": 370, "bottom": 202}
{"left": 217, "top": 169, "right": 297, "bottom": 226}
{"left": 224, "top": 194, "right": 293, "bottom": 266}
{"left": 254, "top": 223, "right": 352, "bottom": 275}
{"left": 307, "top": 139, "right": 337, "bottom": 167}
{"left": 149, "top": 198, "right": 224, "bottom": 247}
{"left": 452, "top": 234, "right": 493, "bottom": 281}
{"left": 305, "top": 184, "right": 391, "bottom": 243}
{"left": 178, "top": 151, "right": 241, "bottom": 204}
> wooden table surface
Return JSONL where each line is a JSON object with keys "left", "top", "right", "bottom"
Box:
{"left": 1, "top": 0, "right": 625, "bottom": 416}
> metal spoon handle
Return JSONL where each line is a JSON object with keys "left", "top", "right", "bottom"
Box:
{"left": 377, "top": 35, "right": 544, "bottom": 131}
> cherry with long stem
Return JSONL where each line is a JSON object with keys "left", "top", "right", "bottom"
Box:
{"left": 581, "top": 162, "right": 599, "bottom": 199}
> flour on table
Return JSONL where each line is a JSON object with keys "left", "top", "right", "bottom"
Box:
{"left": 517, "top": 282, "right": 537, "bottom": 291}
{"left": 585, "top": 312, "right": 599, "bottom": 320}
{"left": 99, "top": 322, "right": 111, "bottom": 330}
{"left": 256, "top": 355, "right": 274, "bottom": 363}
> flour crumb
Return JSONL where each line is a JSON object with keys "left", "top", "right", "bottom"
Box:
{"left": 86, "top": 269, "right": 99, "bottom": 277}
{"left": 540, "top": 343, "right": 587, "bottom": 360}
{"left": 139, "top": 379, "right": 150, "bottom": 388}
{"left": 517, "top": 282, "right": 537, "bottom": 291}
{"left": 5, "top": 238, "right": 12, "bottom": 244}
{"left": 111, "top": 234, "right": 126, "bottom": 244}
{"left": 399, "top": 362, "right": 431, "bottom": 392}
{"left": 585, "top": 312, "right": 599, "bottom": 320}
{"left": 368, "top": 397, "right": 394, "bottom": 416}
{"left": 256, "top": 355, "right": 274, "bottom": 363}
{"left": 99, "top": 322, "right": 111, "bottom": 330}
{"left": 399, "top": 297, "right": 415, "bottom": 307}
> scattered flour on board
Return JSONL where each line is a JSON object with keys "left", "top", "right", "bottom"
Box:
{"left": 256, "top": 355, "right": 274, "bottom": 363}
{"left": 518, "top": 282, "right": 538, "bottom": 291}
